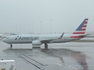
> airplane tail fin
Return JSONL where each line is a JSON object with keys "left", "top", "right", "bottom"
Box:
{"left": 73, "top": 18, "right": 88, "bottom": 34}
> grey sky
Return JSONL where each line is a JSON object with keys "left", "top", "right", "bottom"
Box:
{"left": 0, "top": 0, "right": 94, "bottom": 34}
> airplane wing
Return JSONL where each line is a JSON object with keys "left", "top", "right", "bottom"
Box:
{"left": 32, "top": 38, "right": 54, "bottom": 45}
{"left": 40, "top": 32, "right": 64, "bottom": 43}
{"left": 40, "top": 39, "right": 54, "bottom": 43}
{"left": 30, "top": 33, "right": 65, "bottom": 45}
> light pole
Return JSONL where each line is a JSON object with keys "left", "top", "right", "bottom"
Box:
{"left": 41, "top": 21, "right": 42, "bottom": 34}
{"left": 50, "top": 19, "right": 52, "bottom": 34}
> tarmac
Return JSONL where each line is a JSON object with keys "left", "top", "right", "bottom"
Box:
{"left": 0, "top": 41, "right": 94, "bottom": 70}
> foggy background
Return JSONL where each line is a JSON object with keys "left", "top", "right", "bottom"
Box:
{"left": 0, "top": 0, "right": 93, "bottom": 34}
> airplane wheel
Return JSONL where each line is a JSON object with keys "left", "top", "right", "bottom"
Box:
{"left": 10, "top": 44, "right": 12, "bottom": 49}
{"left": 44, "top": 43, "right": 48, "bottom": 49}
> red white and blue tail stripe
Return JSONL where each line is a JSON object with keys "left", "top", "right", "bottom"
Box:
{"left": 73, "top": 18, "right": 88, "bottom": 34}
{"left": 70, "top": 18, "right": 88, "bottom": 39}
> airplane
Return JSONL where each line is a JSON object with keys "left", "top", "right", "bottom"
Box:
{"left": 2, "top": 18, "right": 89, "bottom": 49}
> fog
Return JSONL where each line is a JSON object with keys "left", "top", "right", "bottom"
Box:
{"left": 0, "top": 0, "right": 94, "bottom": 34}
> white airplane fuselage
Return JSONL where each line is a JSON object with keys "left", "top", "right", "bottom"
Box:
{"left": 2, "top": 34, "right": 78, "bottom": 44}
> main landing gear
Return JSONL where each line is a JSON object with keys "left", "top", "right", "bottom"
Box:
{"left": 10, "top": 44, "right": 12, "bottom": 49}
{"left": 44, "top": 43, "right": 48, "bottom": 49}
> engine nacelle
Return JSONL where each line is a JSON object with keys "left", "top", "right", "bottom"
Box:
{"left": 32, "top": 41, "right": 41, "bottom": 45}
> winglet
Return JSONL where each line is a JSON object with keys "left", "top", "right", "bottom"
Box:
{"left": 58, "top": 32, "right": 64, "bottom": 39}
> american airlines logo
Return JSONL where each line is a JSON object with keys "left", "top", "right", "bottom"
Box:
{"left": 15, "top": 36, "right": 19, "bottom": 40}
{"left": 15, "top": 36, "right": 39, "bottom": 40}
{"left": 15, "top": 38, "right": 17, "bottom": 40}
